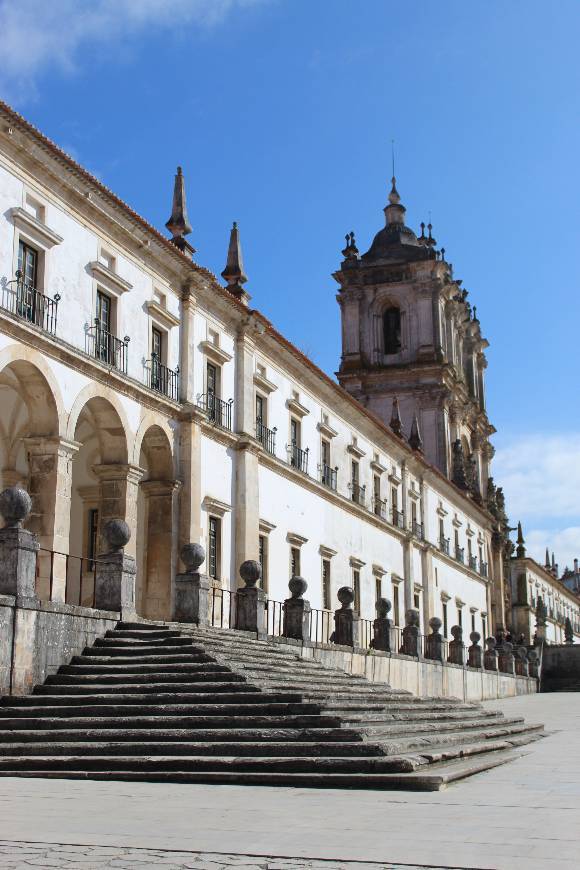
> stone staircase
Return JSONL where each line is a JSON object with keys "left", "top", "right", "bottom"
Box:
{"left": 0, "top": 621, "right": 544, "bottom": 790}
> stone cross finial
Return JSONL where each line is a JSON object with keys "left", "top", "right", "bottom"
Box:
{"left": 221, "top": 221, "right": 248, "bottom": 300}
{"left": 165, "top": 166, "right": 194, "bottom": 253}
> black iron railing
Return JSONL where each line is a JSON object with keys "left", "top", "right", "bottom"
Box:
{"left": 86, "top": 320, "right": 130, "bottom": 373}
{"left": 373, "top": 498, "right": 387, "bottom": 519}
{"left": 439, "top": 537, "right": 450, "bottom": 555}
{"left": 469, "top": 555, "right": 478, "bottom": 572}
{"left": 0, "top": 272, "right": 60, "bottom": 334}
{"left": 320, "top": 464, "right": 337, "bottom": 490}
{"left": 412, "top": 520, "right": 424, "bottom": 540}
{"left": 289, "top": 443, "right": 309, "bottom": 474}
{"left": 480, "top": 561, "right": 488, "bottom": 578}
{"left": 350, "top": 482, "right": 366, "bottom": 506}
{"left": 392, "top": 508, "right": 405, "bottom": 529}
{"left": 256, "top": 420, "right": 276, "bottom": 454}
{"left": 36, "top": 548, "right": 113, "bottom": 607}
{"left": 455, "top": 546, "right": 464, "bottom": 564}
{"left": 198, "top": 393, "right": 233, "bottom": 431}
{"left": 145, "top": 353, "right": 179, "bottom": 400}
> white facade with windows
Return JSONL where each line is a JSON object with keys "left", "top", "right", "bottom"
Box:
{"left": 0, "top": 102, "right": 501, "bottom": 637}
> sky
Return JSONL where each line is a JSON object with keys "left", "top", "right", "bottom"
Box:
{"left": 1, "top": 0, "right": 579, "bottom": 570}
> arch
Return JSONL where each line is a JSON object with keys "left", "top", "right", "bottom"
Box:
{"left": 66, "top": 382, "right": 132, "bottom": 457}
{"left": 0, "top": 345, "right": 64, "bottom": 436}
{"left": 132, "top": 413, "right": 176, "bottom": 476}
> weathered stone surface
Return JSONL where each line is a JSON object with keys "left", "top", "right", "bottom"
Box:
{"left": 282, "top": 577, "right": 311, "bottom": 641}
{"left": 0, "top": 527, "right": 39, "bottom": 598}
{"left": 332, "top": 587, "right": 360, "bottom": 647}
{"left": 94, "top": 552, "right": 136, "bottom": 614}
{"left": 173, "top": 572, "right": 211, "bottom": 625}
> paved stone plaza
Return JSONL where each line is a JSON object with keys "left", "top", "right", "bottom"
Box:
{"left": 0, "top": 694, "right": 577, "bottom": 870}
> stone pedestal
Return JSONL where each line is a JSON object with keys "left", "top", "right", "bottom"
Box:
{"left": 527, "top": 649, "right": 539, "bottom": 679}
{"left": 0, "top": 527, "right": 39, "bottom": 598}
{"left": 484, "top": 636, "right": 499, "bottom": 671}
{"left": 172, "top": 543, "right": 209, "bottom": 624}
{"left": 400, "top": 608, "right": 420, "bottom": 657}
{"left": 282, "top": 576, "right": 311, "bottom": 641}
{"left": 467, "top": 632, "right": 483, "bottom": 668}
{"left": 94, "top": 519, "right": 136, "bottom": 615}
{"left": 447, "top": 625, "right": 465, "bottom": 665}
{"left": 235, "top": 560, "right": 266, "bottom": 635}
{"left": 515, "top": 646, "right": 529, "bottom": 677}
{"left": 498, "top": 641, "right": 515, "bottom": 675}
{"left": 424, "top": 616, "right": 444, "bottom": 662}
{"left": 370, "top": 598, "right": 393, "bottom": 652}
{"left": 332, "top": 587, "right": 360, "bottom": 647}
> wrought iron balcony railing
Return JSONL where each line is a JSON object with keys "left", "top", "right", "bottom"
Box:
{"left": 480, "top": 561, "right": 488, "bottom": 578}
{"left": 1, "top": 272, "right": 60, "bottom": 335}
{"left": 392, "top": 508, "right": 405, "bottom": 529}
{"left": 455, "top": 546, "right": 465, "bottom": 564}
{"left": 197, "top": 393, "right": 233, "bottom": 431}
{"left": 439, "top": 537, "right": 450, "bottom": 555}
{"left": 320, "top": 464, "right": 337, "bottom": 490}
{"left": 86, "top": 320, "right": 130, "bottom": 373}
{"left": 412, "top": 520, "right": 424, "bottom": 540}
{"left": 469, "top": 555, "right": 478, "bottom": 572}
{"left": 256, "top": 420, "right": 276, "bottom": 455}
{"left": 349, "top": 482, "right": 366, "bottom": 506}
{"left": 288, "top": 443, "right": 309, "bottom": 474}
{"left": 145, "top": 353, "right": 179, "bottom": 401}
{"left": 373, "top": 498, "right": 387, "bottom": 519}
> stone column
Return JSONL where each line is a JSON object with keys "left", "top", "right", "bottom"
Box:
{"left": 178, "top": 409, "right": 203, "bottom": 564}
{"left": 282, "top": 576, "right": 311, "bottom": 641}
{"left": 140, "top": 479, "right": 179, "bottom": 620}
{"left": 94, "top": 519, "right": 136, "bottom": 614}
{"left": 173, "top": 543, "right": 210, "bottom": 624}
{"left": 402, "top": 539, "right": 415, "bottom": 614}
{"left": 233, "top": 328, "right": 261, "bottom": 572}
{"left": 332, "top": 586, "right": 360, "bottom": 647}
{"left": 235, "top": 560, "right": 266, "bottom": 635}
{"left": 420, "top": 480, "right": 435, "bottom": 633}
{"left": 93, "top": 463, "right": 143, "bottom": 559}
{"left": 179, "top": 285, "right": 197, "bottom": 405}
{"left": 24, "top": 437, "right": 79, "bottom": 602}
{"left": 0, "top": 487, "right": 38, "bottom": 598}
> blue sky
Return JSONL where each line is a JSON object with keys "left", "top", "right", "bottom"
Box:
{"left": 2, "top": 0, "right": 579, "bottom": 568}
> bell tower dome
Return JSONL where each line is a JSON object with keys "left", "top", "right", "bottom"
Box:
{"left": 334, "top": 177, "right": 494, "bottom": 497}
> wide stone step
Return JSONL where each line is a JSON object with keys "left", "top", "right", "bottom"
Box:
{"left": 0, "top": 754, "right": 421, "bottom": 774}
{"left": 60, "top": 663, "right": 229, "bottom": 675}
{"left": 340, "top": 709, "right": 503, "bottom": 725}
{"left": 367, "top": 722, "right": 544, "bottom": 753}
{"left": 0, "top": 700, "right": 319, "bottom": 717}
{"left": 96, "top": 637, "right": 196, "bottom": 648}
{"left": 47, "top": 671, "right": 243, "bottom": 685}
{"left": 0, "top": 714, "right": 343, "bottom": 731}
{"left": 360, "top": 715, "right": 528, "bottom": 738}
{"left": 80, "top": 645, "right": 206, "bottom": 657}
{"left": 105, "top": 630, "right": 183, "bottom": 640}
{"left": 16, "top": 691, "right": 295, "bottom": 706}
{"left": 70, "top": 654, "right": 214, "bottom": 665}
{"left": 0, "top": 726, "right": 361, "bottom": 744}
{"left": 0, "top": 747, "right": 527, "bottom": 790}
{"left": 0, "top": 740, "right": 387, "bottom": 758}
{"left": 36, "top": 682, "right": 255, "bottom": 695}
{"left": 116, "top": 622, "right": 168, "bottom": 631}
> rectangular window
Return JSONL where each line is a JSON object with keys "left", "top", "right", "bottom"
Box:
{"left": 471, "top": 612, "right": 476, "bottom": 633}
{"left": 482, "top": 614, "right": 487, "bottom": 638}
{"left": 467, "top": 538, "right": 473, "bottom": 561}
{"left": 208, "top": 516, "right": 220, "bottom": 580}
{"left": 391, "top": 486, "right": 398, "bottom": 512}
{"left": 290, "top": 418, "right": 301, "bottom": 447}
{"left": 322, "top": 559, "right": 331, "bottom": 610}
{"left": 258, "top": 534, "right": 268, "bottom": 591}
{"left": 321, "top": 439, "right": 330, "bottom": 467}
{"left": 411, "top": 501, "right": 417, "bottom": 525}
{"left": 18, "top": 239, "right": 38, "bottom": 287}
{"left": 414, "top": 592, "right": 420, "bottom": 610}
{"left": 393, "top": 585, "right": 400, "bottom": 626}
{"left": 256, "top": 394, "right": 265, "bottom": 424}
{"left": 87, "top": 508, "right": 99, "bottom": 569}
{"left": 443, "top": 602, "right": 448, "bottom": 638}
{"left": 375, "top": 576, "right": 382, "bottom": 604}
{"left": 207, "top": 362, "right": 218, "bottom": 396}
{"left": 457, "top": 607, "right": 463, "bottom": 628}
{"left": 373, "top": 475, "right": 381, "bottom": 513}
{"left": 290, "top": 546, "right": 300, "bottom": 578}
{"left": 96, "top": 290, "right": 112, "bottom": 332}
{"left": 353, "top": 570, "right": 361, "bottom": 612}
{"left": 151, "top": 326, "right": 163, "bottom": 361}
{"left": 454, "top": 529, "right": 460, "bottom": 550}
{"left": 439, "top": 518, "right": 445, "bottom": 542}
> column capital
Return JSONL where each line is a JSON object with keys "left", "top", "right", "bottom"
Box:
{"left": 92, "top": 463, "right": 145, "bottom": 485}
{"left": 140, "top": 478, "right": 181, "bottom": 497}
{"left": 24, "top": 436, "right": 81, "bottom": 460}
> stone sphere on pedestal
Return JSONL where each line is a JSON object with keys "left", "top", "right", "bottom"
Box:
{"left": 337, "top": 586, "right": 355, "bottom": 608}
{"left": 375, "top": 597, "right": 391, "bottom": 619}
{"left": 470, "top": 631, "right": 481, "bottom": 645}
{"left": 181, "top": 543, "right": 205, "bottom": 573}
{"left": 103, "top": 519, "right": 131, "bottom": 552}
{"left": 288, "top": 575, "right": 308, "bottom": 599}
{"left": 405, "top": 608, "right": 420, "bottom": 627}
{"left": 239, "top": 560, "right": 262, "bottom": 588}
{"left": 451, "top": 625, "right": 463, "bottom": 641}
{"left": 0, "top": 486, "right": 32, "bottom": 528}
{"left": 429, "top": 616, "right": 442, "bottom": 634}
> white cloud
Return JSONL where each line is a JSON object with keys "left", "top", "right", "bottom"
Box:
{"left": 0, "top": 0, "right": 266, "bottom": 99}
{"left": 494, "top": 433, "right": 580, "bottom": 571}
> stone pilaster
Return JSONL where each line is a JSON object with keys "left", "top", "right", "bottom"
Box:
{"left": 233, "top": 328, "right": 261, "bottom": 573}
{"left": 177, "top": 409, "right": 203, "bottom": 564}
{"left": 92, "top": 463, "right": 144, "bottom": 559}
{"left": 140, "top": 479, "right": 180, "bottom": 620}
{"left": 24, "top": 437, "right": 80, "bottom": 602}
{"left": 179, "top": 286, "right": 197, "bottom": 405}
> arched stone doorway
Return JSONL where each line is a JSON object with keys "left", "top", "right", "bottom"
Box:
{"left": 0, "top": 358, "right": 66, "bottom": 599}
{"left": 136, "top": 424, "right": 176, "bottom": 620}
{"left": 68, "top": 395, "right": 134, "bottom": 606}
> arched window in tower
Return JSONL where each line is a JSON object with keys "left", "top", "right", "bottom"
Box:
{"left": 383, "top": 307, "right": 401, "bottom": 355}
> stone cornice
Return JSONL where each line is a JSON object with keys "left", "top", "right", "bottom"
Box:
{"left": 88, "top": 260, "right": 132, "bottom": 296}
{"left": 146, "top": 300, "right": 180, "bottom": 329}
{"left": 10, "top": 206, "right": 63, "bottom": 249}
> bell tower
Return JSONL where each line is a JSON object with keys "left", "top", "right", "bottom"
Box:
{"left": 335, "top": 178, "right": 495, "bottom": 498}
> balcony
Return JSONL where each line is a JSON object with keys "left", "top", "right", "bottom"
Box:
{"left": 289, "top": 443, "right": 309, "bottom": 474}
{"left": 256, "top": 420, "right": 276, "bottom": 455}
{"left": 1, "top": 272, "right": 60, "bottom": 335}
{"left": 350, "top": 482, "right": 366, "bottom": 506}
{"left": 86, "top": 320, "right": 129, "bottom": 373}
{"left": 320, "top": 464, "right": 337, "bottom": 490}
{"left": 197, "top": 393, "right": 233, "bottom": 431}
{"left": 373, "top": 498, "right": 387, "bottom": 520}
{"left": 439, "top": 537, "right": 450, "bottom": 556}
{"left": 469, "top": 555, "right": 478, "bottom": 572}
{"left": 145, "top": 353, "right": 179, "bottom": 401}
{"left": 392, "top": 508, "right": 405, "bottom": 529}
{"left": 480, "top": 561, "right": 488, "bottom": 578}
{"left": 412, "top": 520, "right": 424, "bottom": 540}
{"left": 455, "top": 546, "right": 465, "bottom": 564}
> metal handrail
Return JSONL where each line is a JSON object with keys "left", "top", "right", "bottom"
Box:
{"left": 197, "top": 393, "right": 233, "bottom": 431}
{"left": 256, "top": 420, "right": 277, "bottom": 454}
{"left": 320, "top": 464, "right": 338, "bottom": 490}
{"left": 412, "top": 520, "right": 424, "bottom": 540}
{"left": 392, "top": 508, "right": 405, "bottom": 529}
{"left": 373, "top": 498, "right": 387, "bottom": 519}
{"left": 349, "top": 482, "right": 366, "bottom": 506}
{"left": 288, "top": 443, "right": 309, "bottom": 474}
{"left": 145, "top": 353, "right": 179, "bottom": 401}
{"left": 0, "top": 272, "right": 60, "bottom": 334}
{"left": 439, "top": 537, "right": 450, "bottom": 555}
{"left": 86, "top": 319, "right": 130, "bottom": 373}
{"left": 36, "top": 547, "right": 112, "bottom": 607}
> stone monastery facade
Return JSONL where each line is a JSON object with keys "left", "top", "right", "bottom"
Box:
{"left": 0, "top": 99, "right": 567, "bottom": 645}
